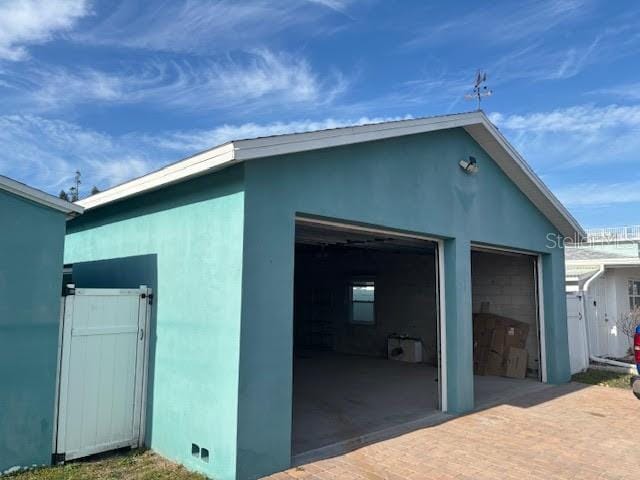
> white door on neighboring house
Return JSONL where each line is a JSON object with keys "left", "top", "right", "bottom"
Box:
{"left": 588, "top": 277, "right": 610, "bottom": 357}
{"left": 566, "top": 293, "right": 588, "bottom": 373}
{"left": 54, "top": 286, "right": 152, "bottom": 461}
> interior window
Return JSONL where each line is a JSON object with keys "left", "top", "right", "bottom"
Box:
{"left": 350, "top": 280, "right": 375, "bottom": 324}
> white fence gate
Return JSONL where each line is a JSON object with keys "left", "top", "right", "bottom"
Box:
{"left": 566, "top": 293, "right": 588, "bottom": 373}
{"left": 54, "top": 286, "right": 152, "bottom": 461}
{"left": 586, "top": 276, "right": 610, "bottom": 357}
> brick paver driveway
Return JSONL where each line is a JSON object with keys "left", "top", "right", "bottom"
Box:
{"left": 267, "top": 383, "right": 638, "bottom": 480}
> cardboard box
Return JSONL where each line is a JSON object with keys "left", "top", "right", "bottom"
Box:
{"left": 490, "top": 327, "right": 507, "bottom": 356}
{"left": 504, "top": 324, "right": 529, "bottom": 350}
{"left": 485, "top": 349, "right": 505, "bottom": 376}
{"left": 504, "top": 347, "right": 528, "bottom": 379}
{"left": 473, "top": 313, "right": 530, "bottom": 378}
{"left": 474, "top": 345, "right": 489, "bottom": 375}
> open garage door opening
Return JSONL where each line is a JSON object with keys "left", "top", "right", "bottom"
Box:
{"left": 471, "top": 247, "right": 543, "bottom": 406}
{"left": 292, "top": 218, "right": 442, "bottom": 459}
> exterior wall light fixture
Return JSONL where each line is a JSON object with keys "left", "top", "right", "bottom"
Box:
{"left": 459, "top": 156, "right": 479, "bottom": 174}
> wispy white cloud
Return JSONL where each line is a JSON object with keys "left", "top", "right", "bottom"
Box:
{"left": 0, "top": 115, "right": 154, "bottom": 192}
{"left": 551, "top": 37, "right": 601, "bottom": 80}
{"left": 0, "top": 0, "right": 89, "bottom": 61}
{"left": 483, "top": 104, "right": 640, "bottom": 215}
{"left": 406, "top": 0, "right": 588, "bottom": 48}
{"left": 488, "top": 6, "right": 640, "bottom": 85}
{"left": 305, "top": 0, "right": 354, "bottom": 13}
{"left": 477, "top": 38, "right": 604, "bottom": 88}
{"left": 87, "top": 157, "right": 152, "bottom": 188}
{"left": 589, "top": 82, "right": 640, "bottom": 101}
{"left": 74, "top": 0, "right": 350, "bottom": 54}
{"left": 0, "top": 50, "right": 348, "bottom": 112}
{"left": 490, "top": 103, "right": 640, "bottom": 172}
{"left": 145, "top": 115, "right": 414, "bottom": 152}
{"left": 366, "top": 38, "right": 606, "bottom": 113}
{"left": 401, "top": 2, "right": 640, "bottom": 95}
{"left": 1, "top": 65, "right": 124, "bottom": 109}
{"left": 385, "top": 37, "right": 610, "bottom": 114}
{"left": 490, "top": 104, "right": 640, "bottom": 133}
{"left": 555, "top": 180, "right": 640, "bottom": 207}
{"left": 0, "top": 114, "right": 412, "bottom": 195}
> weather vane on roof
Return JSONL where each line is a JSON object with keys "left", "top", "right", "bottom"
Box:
{"left": 465, "top": 70, "right": 493, "bottom": 110}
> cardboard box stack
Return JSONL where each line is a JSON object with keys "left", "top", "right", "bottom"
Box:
{"left": 473, "top": 313, "right": 529, "bottom": 379}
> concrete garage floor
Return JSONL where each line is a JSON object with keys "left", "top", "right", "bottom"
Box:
{"left": 292, "top": 351, "right": 542, "bottom": 459}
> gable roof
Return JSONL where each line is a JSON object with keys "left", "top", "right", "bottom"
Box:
{"left": 565, "top": 246, "right": 638, "bottom": 262}
{"left": 0, "top": 175, "right": 83, "bottom": 217}
{"left": 77, "top": 110, "right": 584, "bottom": 239}
{"left": 565, "top": 265, "right": 602, "bottom": 281}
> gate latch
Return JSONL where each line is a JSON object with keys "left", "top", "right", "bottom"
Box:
{"left": 140, "top": 292, "right": 154, "bottom": 305}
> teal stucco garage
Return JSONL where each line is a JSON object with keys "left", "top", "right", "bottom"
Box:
{"left": 64, "top": 112, "right": 584, "bottom": 480}
{"left": 0, "top": 176, "right": 82, "bottom": 474}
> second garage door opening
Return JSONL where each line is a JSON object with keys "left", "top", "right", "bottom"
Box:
{"left": 292, "top": 219, "right": 441, "bottom": 457}
{"left": 471, "top": 247, "right": 543, "bottom": 405}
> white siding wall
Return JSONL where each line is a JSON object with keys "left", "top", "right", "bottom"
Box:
{"left": 607, "top": 268, "right": 640, "bottom": 357}
{"left": 583, "top": 268, "right": 640, "bottom": 359}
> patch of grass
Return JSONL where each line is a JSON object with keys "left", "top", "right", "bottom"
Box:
{"left": 5, "top": 450, "right": 205, "bottom": 480}
{"left": 572, "top": 369, "right": 634, "bottom": 389}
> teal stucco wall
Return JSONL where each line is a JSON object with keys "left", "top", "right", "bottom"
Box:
{"left": 61, "top": 127, "right": 570, "bottom": 480}
{"left": 237, "top": 127, "right": 569, "bottom": 478}
{"left": 0, "top": 190, "right": 67, "bottom": 473}
{"left": 64, "top": 167, "right": 245, "bottom": 480}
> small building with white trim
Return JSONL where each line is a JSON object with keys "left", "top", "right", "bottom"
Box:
{"left": 62, "top": 111, "right": 582, "bottom": 480}
{"left": 0, "top": 176, "right": 82, "bottom": 474}
{"left": 565, "top": 234, "right": 640, "bottom": 373}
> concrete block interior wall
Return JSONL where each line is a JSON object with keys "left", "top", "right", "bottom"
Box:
{"left": 294, "top": 248, "right": 438, "bottom": 363}
{"left": 471, "top": 250, "right": 540, "bottom": 373}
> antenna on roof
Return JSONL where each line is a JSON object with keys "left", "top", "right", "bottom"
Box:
{"left": 464, "top": 70, "right": 493, "bottom": 110}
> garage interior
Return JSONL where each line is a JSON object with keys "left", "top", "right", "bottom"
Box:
{"left": 471, "top": 248, "right": 542, "bottom": 405}
{"left": 291, "top": 221, "right": 545, "bottom": 457}
{"left": 292, "top": 220, "right": 440, "bottom": 456}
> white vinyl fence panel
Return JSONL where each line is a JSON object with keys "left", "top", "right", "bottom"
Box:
{"left": 586, "top": 276, "right": 610, "bottom": 357}
{"left": 566, "top": 293, "right": 588, "bottom": 374}
{"left": 55, "top": 287, "right": 151, "bottom": 461}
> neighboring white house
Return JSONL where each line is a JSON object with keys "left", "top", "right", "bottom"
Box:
{"left": 565, "top": 226, "right": 640, "bottom": 373}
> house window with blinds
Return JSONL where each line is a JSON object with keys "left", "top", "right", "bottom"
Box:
{"left": 628, "top": 279, "right": 640, "bottom": 310}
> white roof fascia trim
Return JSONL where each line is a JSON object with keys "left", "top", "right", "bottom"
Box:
{"left": 567, "top": 270, "right": 601, "bottom": 284}
{"left": 0, "top": 175, "right": 83, "bottom": 215}
{"left": 78, "top": 113, "right": 482, "bottom": 210}
{"left": 567, "top": 258, "right": 640, "bottom": 267}
{"left": 601, "top": 263, "right": 640, "bottom": 268}
{"left": 78, "top": 143, "right": 236, "bottom": 209}
{"left": 473, "top": 117, "right": 586, "bottom": 240}
{"left": 232, "top": 112, "right": 484, "bottom": 161}
{"left": 75, "top": 110, "right": 583, "bottom": 241}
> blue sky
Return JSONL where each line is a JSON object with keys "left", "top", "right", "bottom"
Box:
{"left": 1, "top": 0, "right": 639, "bottom": 228}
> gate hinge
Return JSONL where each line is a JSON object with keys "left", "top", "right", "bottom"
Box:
{"left": 141, "top": 292, "right": 154, "bottom": 305}
{"left": 52, "top": 453, "right": 66, "bottom": 464}
{"left": 63, "top": 284, "right": 75, "bottom": 296}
